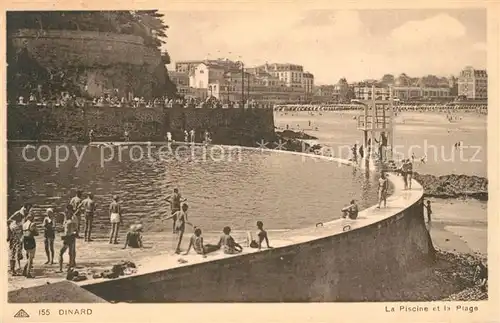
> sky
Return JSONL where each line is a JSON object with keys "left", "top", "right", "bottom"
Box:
{"left": 160, "top": 9, "right": 486, "bottom": 84}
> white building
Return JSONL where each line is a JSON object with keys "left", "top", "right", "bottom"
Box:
{"left": 458, "top": 66, "right": 487, "bottom": 99}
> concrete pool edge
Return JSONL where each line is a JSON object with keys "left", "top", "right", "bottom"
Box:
{"left": 77, "top": 148, "right": 431, "bottom": 302}
{"left": 9, "top": 147, "right": 432, "bottom": 302}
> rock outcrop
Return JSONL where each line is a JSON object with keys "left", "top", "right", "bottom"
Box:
{"left": 412, "top": 173, "right": 488, "bottom": 201}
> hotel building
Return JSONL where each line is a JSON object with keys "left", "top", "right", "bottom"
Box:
{"left": 458, "top": 66, "right": 488, "bottom": 99}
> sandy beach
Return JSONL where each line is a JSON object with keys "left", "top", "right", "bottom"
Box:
{"left": 275, "top": 110, "right": 488, "bottom": 259}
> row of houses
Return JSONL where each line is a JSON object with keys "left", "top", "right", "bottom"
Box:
{"left": 169, "top": 60, "right": 487, "bottom": 104}
{"left": 170, "top": 59, "right": 316, "bottom": 104}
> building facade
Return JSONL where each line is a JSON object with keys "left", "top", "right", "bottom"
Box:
{"left": 175, "top": 60, "right": 205, "bottom": 73}
{"left": 169, "top": 71, "right": 190, "bottom": 95}
{"left": 173, "top": 59, "right": 316, "bottom": 104}
{"left": 256, "top": 63, "right": 305, "bottom": 89}
{"left": 312, "top": 85, "right": 340, "bottom": 103}
{"left": 352, "top": 83, "right": 390, "bottom": 101}
{"left": 302, "top": 72, "right": 314, "bottom": 96}
{"left": 458, "top": 66, "right": 488, "bottom": 99}
{"left": 392, "top": 86, "right": 451, "bottom": 101}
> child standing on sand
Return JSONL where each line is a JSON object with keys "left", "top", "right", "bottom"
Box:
{"left": 424, "top": 200, "right": 432, "bottom": 222}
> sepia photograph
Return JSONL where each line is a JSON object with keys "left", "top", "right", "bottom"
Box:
{"left": 1, "top": 3, "right": 495, "bottom": 320}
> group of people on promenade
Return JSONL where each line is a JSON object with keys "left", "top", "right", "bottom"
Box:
{"left": 397, "top": 158, "right": 414, "bottom": 190}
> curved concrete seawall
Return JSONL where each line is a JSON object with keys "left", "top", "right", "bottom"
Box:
{"left": 79, "top": 151, "right": 434, "bottom": 302}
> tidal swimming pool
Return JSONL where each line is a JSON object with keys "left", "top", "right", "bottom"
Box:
{"left": 8, "top": 144, "right": 381, "bottom": 236}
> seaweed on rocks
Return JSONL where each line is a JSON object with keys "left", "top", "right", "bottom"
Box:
{"left": 412, "top": 173, "right": 488, "bottom": 201}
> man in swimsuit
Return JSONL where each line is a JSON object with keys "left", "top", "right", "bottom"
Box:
{"left": 184, "top": 227, "right": 220, "bottom": 257}
{"left": 81, "top": 192, "right": 97, "bottom": 242}
{"left": 377, "top": 172, "right": 388, "bottom": 209}
{"left": 109, "top": 195, "right": 122, "bottom": 244}
{"left": 407, "top": 159, "right": 414, "bottom": 189}
{"left": 166, "top": 188, "right": 187, "bottom": 233}
{"left": 165, "top": 203, "right": 190, "bottom": 254}
{"left": 43, "top": 208, "right": 56, "bottom": 264}
{"left": 69, "top": 190, "right": 83, "bottom": 238}
{"left": 247, "top": 221, "right": 272, "bottom": 250}
{"left": 399, "top": 159, "right": 408, "bottom": 189}
{"left": 123, "top": 223, "right": 143, "bottom": 249}
{"left": 341, "top": 200, "right": 359, "bottom": 219}
{"left": 58, "top": 208, "right": 77, "bottom": 272}
{"left": 22, "top": 212, "right": 38, "bottom": 278}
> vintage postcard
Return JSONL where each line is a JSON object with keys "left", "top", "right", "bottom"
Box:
{"left": 0, "top": 0, "right": 498, "bottom": 322}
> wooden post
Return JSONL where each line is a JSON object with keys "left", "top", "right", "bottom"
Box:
{"left": 389, "top": 86, "right": 394, "bottom": 160}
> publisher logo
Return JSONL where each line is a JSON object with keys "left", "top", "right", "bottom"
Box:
{"left": 14, "top": 309, "right": 30, "bottom": 318}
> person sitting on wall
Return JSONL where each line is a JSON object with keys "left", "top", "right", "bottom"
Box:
{"left": 184, "top": 227, "right": 220, "bottom": 257}
{"left": 217, "top": 226, "right": 243, "bottom": 254}
{"left": 246, "top": 221, "right": 272, "bottom": 250}
{"left": 341, "top": 200, "right": 359, "bottom": 220}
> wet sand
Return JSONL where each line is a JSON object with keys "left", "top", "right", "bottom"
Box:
{"left": 275, "top": 110, "right": 487, "bottom": 177}
{"left": 426, "top": 197, "right": 487, "bottom": 257}
{"left": 275, "top": 110, "right": 487, "bottom": 258}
